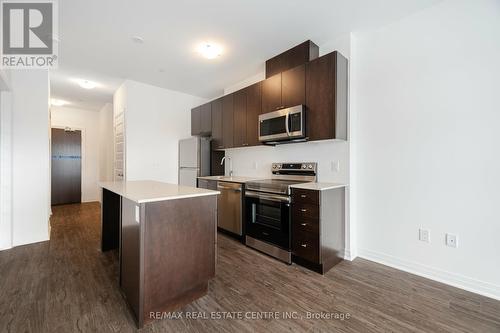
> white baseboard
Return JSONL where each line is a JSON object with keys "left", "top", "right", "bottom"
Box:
{"left": 358, "top": 248, "right": 500, "bottom": 301}
{"left": 0, "top": 244, "right": 12, "bottom": 251}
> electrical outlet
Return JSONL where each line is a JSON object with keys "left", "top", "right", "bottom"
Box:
{"left": 419, "top": 229, "right": 430, "bottom": 243}
{"left": 446, "top": 233, "right": 458, "bottom": 248}
{"left": 331, "top": 161, "right": 340, "bottom": 172}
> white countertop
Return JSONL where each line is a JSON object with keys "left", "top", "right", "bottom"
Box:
{"left": 99, "top": 180, "right": 219, "bottom": 203}
{"left": 290, "top": 182, "right": 348, "bottom": 191}
{"left": 197, "top": 176, "right": 263, "bottom": 183}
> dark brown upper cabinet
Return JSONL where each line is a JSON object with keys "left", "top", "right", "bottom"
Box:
{"left": 200, "top": 103, "right": 212, "bottom": 134}
{"left": 189, "top": 42, "right": 349, "bottom": 147}
{"left": 261, "top": 73, "right": 282, "bottom": 113}
{"left": 282, "top": 64, "right": 305, "bottom": 109}
{"left": 265, "top": 40, "right": 319, "bottom": 78}
{"left": 191, "top": 106, "right": 201, "bottom": 136}
{"left": 306, "top": 51, "right": 348, "bottom": 141}
{"left": 262, "top": 64, "right": 305, "bottom": 113}
{"left": 222, "top": 94, "right": 234, "bottom": 149}
{"left": 245, "top": 82, "right": 262, "bottom": 147}
{"left": 191, "top": 102, "right": 211, "bottom": 136}
{"left": 210, "top": 98, "right": 223, "bottom": 149}
{"left": 232, "top": 82, "right": 263, "bottom": 148}
{"left": 233, "top": 89, "right": 247, "bottom": 147}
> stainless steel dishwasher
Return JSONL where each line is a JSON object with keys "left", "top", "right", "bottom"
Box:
{"left": 217, "top": 181, "right": 242, "bottom": 236}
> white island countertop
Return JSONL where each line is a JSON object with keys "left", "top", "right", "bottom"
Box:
{"left": 99, "top": 180, "right": 220, "bottom": 204}
{"left": 290, "top": 182, "right": 348, "bottom": 191}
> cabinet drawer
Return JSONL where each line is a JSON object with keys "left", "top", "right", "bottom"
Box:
{"left": 292, "top": 217, "right": 318, "bottom": 235}
{"left": 292, "top": 203, "right": 319, "bottom": 220}
{"left": 292, "top": 189, "right": 319, "bottom": 205}
{"left": 292, "top": 231, "right": 319, "bottom": 263}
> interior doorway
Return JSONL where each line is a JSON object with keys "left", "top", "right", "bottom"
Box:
{"left": 51, "top": 128, "right": 82, "bottom": 205}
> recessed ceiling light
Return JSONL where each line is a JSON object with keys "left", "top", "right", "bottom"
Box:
{"left": 131, "top": 36, "right": 144, "bottom": 44}
{"left": 72, "top": 79, "right": 98, "bottom": 89}
{"left": 51, "top": 98, "right": 68, "bottom": 106}
{"left": 196, "top": 42, "right": 223, "bottom": 59}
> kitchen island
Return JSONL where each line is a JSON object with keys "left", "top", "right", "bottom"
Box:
{"left": 98, "top": 180, "right": 219, "bottom": 328}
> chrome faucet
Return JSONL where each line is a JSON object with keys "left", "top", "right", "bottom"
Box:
{"left": 220, "top": 156, "right": 233, "bottom": 177}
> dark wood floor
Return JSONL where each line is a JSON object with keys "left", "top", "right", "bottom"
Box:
{"left": 1, "top": 203, "right": 499, "bottom": 333}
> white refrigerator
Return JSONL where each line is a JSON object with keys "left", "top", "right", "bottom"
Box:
{"left": 178, "top": 137, "right": 211, "bottom": 187}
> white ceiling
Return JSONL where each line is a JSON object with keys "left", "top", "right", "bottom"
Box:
{"left": 51, "top": 0, "right": 441, "bottom": 111}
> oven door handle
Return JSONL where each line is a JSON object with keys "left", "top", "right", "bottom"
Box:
{"left": 245, "top": 190, "right": 291, "bottom": 203}
{"left": 285, "top": 112, "right": 290, "bottom": 137}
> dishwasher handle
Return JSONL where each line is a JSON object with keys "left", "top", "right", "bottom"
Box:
{"left": 217, "top": 184, "right": 242, "bottom": 192}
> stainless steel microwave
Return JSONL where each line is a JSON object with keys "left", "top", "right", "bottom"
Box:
{"left": 258, "top": 105, "right": 305, "bottom": 143}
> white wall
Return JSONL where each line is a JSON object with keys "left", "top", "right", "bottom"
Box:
{"left": 224, "top": 141, "right": 349, "bottom": 184}
{"left": 352, "top": 0, "right": 500, "bottom": 299}
{"left": 98, "top": 103, "right": 114, "bottom": 182}
{"left": 114, "top": 80, "right": 206, "bottom": 183}
{"left": 10, "top": 70, "right": 50, "bottom": 247}
{"left": 51, "top": 106, "right": 101, "bottom": 202}
{"left": 0, "top": 89, "right": 13, "bottom": 250}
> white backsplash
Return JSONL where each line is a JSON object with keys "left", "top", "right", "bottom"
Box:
{"left": 223, "top": 139, "right": 349, "bottom": 184}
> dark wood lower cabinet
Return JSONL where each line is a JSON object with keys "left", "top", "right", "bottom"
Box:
{"left": 291, "top": 187, "right": 345, "bottom": 274}
{"left": 102, "top": 193, "right": 217, "bottom": 328}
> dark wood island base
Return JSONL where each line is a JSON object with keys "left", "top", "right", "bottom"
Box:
{"left": 99, "top": 181, "right": 218, "bottom": 328}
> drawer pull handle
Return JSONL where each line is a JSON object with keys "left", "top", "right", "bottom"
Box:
{"left": 301, "top": 244, "right": 307, "bottom": 248}
{"left": 300, "top": 194, "right": 307, "bottom": 198}
{"left": 300, "top": 223, "right": 307, "bottom": 226}
{"left": 301, "top": 209, "right": 307, "bottom": 212}
{"left": 262, "top": 232, "right": 269, "bottom": 236}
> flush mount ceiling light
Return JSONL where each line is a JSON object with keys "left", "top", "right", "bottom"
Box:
{"left": 196, "top": 42, "right": 223, "bottom": 59}
{"left": 72, "top": 79, "right": 99, "bottom": 89}
{"left": 131, "top": 36, "right": 145, "bottom": 44}
{"left": 51, "top": 98, "right": 68, "bottom": 106}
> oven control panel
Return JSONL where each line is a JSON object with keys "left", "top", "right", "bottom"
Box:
{"left": 272, "top": 162, "right": 317, "bottom": 173}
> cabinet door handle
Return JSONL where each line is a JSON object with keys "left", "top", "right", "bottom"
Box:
{"left": 301, "top": 209, "right": 307, "bottom": 212}
{"left": 301, "top": 244, "right": 307, "bottom": 248}
{"left": 300, "top": 194, "right": 307, "bottom": 198}
{"left": 300, "top": 223, "right": 307, "bottom": 226}
{"left": 262, "top": 232, "right": 269, "bottom": 236}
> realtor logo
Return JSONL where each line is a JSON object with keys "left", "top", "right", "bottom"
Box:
{"left": 1, "top": 0, "right": 58, "bottom": 68}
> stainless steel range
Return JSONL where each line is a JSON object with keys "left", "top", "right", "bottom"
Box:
{"left": 245, "top": 162, "right": 317, "bottom": 264}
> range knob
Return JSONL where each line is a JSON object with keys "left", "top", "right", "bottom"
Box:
{"left": 308, "top": 164, "right": 313, "bottom": 169}
{"left": 277, "top": 164, "right": 281, "bottom": 169}
{"left": 272, "top": 165, "right": 277, "bottom": 169}
{"left": 302, "top": 164, "right": 307, "bottom": 169}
